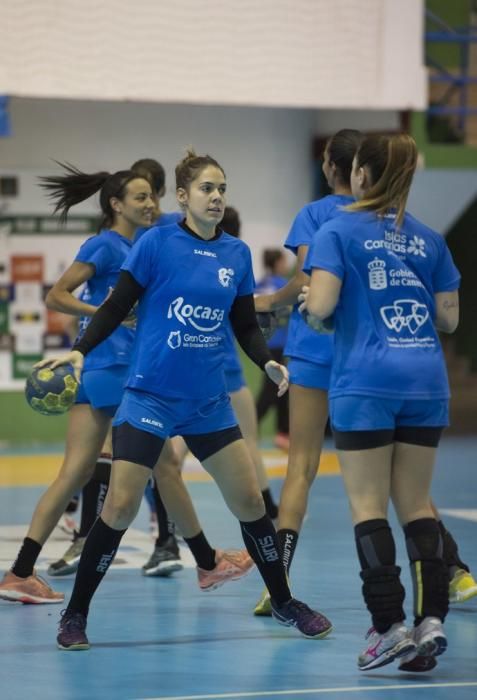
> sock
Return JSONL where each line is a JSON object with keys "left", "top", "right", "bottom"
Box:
{"left": 404, "top": 518, "right": 449, "bottom": 625}
{"left": 78, "top": 455, "right": 111, "bottom": 538}
{"left": 355, "top": 519, "right": 404, "bottom": 633}
{"left": 240, "top": 514, "right": 291, "bottom": 605}
{"left": 360, "top": 565, "right": 406, "bottom": 633}
{"left": 261, "top": 488, "right": 278, "bottom": 520}
{"left": 277, "top": 528, "right": 299, "bottom": 573}
{"left": 11, "top": 537, "right": 42, "bottom": 578}
{"left": 355, "top": 519, "right": 396, "bottom": 569}
{"left": 184, "top": 531, "right": 216, "bottom": 570}
{"left": 438, "top": 520, "right": 469, "bottom": 576}
{"left": 67, "top": 517, "right": 126, "bottom": 617}
{"left": 152, "top": 480, "right": 175, "bottom": 546}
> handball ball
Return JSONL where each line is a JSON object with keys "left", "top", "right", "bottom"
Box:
{"left": 256, "top": 311, "right": 278, "bottom": 341}
{"left": 25, "top": 364, "right": 79, "bottom": 416}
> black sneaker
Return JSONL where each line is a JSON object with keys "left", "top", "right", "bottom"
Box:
{"left": 142, "top": 535, "right": 183, "bottom": 577}
{"left": 57, "top": 610, "right": 90, "bottom": 651}
{"left": 271, "top": 598, "right": 332, "bottom": 639}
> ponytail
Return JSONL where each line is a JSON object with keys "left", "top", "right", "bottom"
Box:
{"left": 39, "top": 163, "right": 140, "bottom": 230}
{"left": 345, "top": 134, "right": 417, "bottom": 227}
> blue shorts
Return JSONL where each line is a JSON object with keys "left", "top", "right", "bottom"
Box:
{"left": 288, "top": 357, "right": 331, "bottom": 391}
{"left": 329, "top": 395, "right": 449, "bottom": 432}
{"left": 113, "top": 388, "right": 238, "bottom": 439}
{"left": 224, "top": 368, "right": 246, "bottom": 394}
{"left": 75, "top": 366, "right": 128, "bottom": 417}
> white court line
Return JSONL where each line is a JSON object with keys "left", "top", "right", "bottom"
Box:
{"left": 137, "top": 680, "right": 477, "bottom": 700}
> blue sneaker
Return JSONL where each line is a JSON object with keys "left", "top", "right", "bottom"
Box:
{"left": 271, "top": 598, "right": 332, "bottom": 639}
{"left": 57, "top": 610, "right": 90, "bottom": 651}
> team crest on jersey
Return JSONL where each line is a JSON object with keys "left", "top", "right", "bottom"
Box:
{"left": 167, "top": 330, "right": 182, "bottom": 349}
{"left": 380, "top": 299, "right": 429, "bottom": 335}
{"left": 218, "top": 268, "right": 234, "bottom": 288}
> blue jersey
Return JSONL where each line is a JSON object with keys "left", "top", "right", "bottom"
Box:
{"left": 304, "top": 210, "right": 460, "bottom": 400}
{"left": 122, "top": 223, "right": 255, "bottom": 399}
{"left": 75, "top": 230, "right": 135, "bottom": 371}
{"left": 284, "top": 194, "right": 353, "bottom": 364}
{"left": 134, "top": 211, "right": 182, "bottom": 242}
{"left": 255, "top": 274, "right": 288, "bottom": 349}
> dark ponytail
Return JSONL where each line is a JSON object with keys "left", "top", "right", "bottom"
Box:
{"left": 39, "top": 162, "right": 141, "bottom": 230}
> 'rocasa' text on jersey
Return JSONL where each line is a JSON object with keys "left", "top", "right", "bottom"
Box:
{"left": 167, "top": 296, "right": 225, "bottom": 331}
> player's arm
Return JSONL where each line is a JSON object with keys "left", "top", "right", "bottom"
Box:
{"left": 434, "top": 290, "right": 459, "bottom": 333}
{"left": 45, "top": 261, "right": 98, "bottom": 316}
{"left": 301, "top": 268, "right": 342, "bottom": 320}
{"left": 37, "top": 271, "right": 144, "bottom": 381}
{"left": 255, "top": 246, "right": 309, "bottom": 312}
{"left": 230, "top": 294, "right": 288, "bottom": 396}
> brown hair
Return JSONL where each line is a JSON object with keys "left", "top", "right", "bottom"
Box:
{"left": 345, "top": 133, "right": 417, "bottom": 227}
{"left": 175, "top": 149, "right": 225, "bottom": 191}
{"left": 131, "top": 158, "right": 166, "bottom": 194}
{"left": 325, "top": 129, "right": 363, "bottom": 184}
{"left": 263, "top": 248, "right": 285, "bottom": 272}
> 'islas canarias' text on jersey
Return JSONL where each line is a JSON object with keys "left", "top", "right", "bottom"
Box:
{"left": 75, "top": 230, "right": 135, "bottom": 371}
{"left": 304, "top": 210, "right": 460, "bottom": 400}
{"left": 284, "top": 194, "right": 353, "bottom": 365}
{"left": 122, "top": 224, "right": 255, "bottom": 399}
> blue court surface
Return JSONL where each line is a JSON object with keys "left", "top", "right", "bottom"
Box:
{"left": 1, "top": 437, "right": 476, "bottom": 700}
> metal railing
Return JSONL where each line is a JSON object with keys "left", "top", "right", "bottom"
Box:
{"left": 425, "top": 8, "right": 477, "bottom": 135}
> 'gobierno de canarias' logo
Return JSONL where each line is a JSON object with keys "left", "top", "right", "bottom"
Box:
{"left": 167, "top": 296, "right": 225, "bottom": 332}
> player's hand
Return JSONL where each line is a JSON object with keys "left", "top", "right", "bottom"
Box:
{"left": 254, "top": 294, "right": 273, "bottom": 313}
{"left": 298, "top": 285, "right": 334, "bottom": 334}
{"left": 297, "top": 284, "right": 309, "bottom": 311}
{"left": 264, "top": 360, "right": 289, "bottom": 397}
{"left": 34, "top": 350, "right": 84, "bottom": 383}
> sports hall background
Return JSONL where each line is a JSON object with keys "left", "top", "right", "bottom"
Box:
{"left": 0, "top": 2, "right": 476, "bottom": 700}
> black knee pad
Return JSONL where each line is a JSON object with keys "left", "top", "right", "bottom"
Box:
{"left": 360, "top": 565, "right": 406, "bottom": 632}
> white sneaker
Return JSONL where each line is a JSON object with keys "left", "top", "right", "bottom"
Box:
{"left": 358, "top": 623, "right": 416, "bottom": 671}
{"left": 413, "top": 617, "right": 447, "bottom": 658}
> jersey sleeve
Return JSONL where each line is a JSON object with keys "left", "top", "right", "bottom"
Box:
{"left": 74, "top": 236, "right": 112, "bottom": 276}
{"left": 122, "top": 229, "right": 160, "bottom": 287}
{"left": 236, "top": 244, "right": 256, "bottom": 296}
{"left": 303, "top": 223, "right": 345, "bottom": 280}
{"left": 284, "top": 205, "right": 320, "bottom": 255}
{"left": 432, "top": 237, "right": 461, "bottom": 292}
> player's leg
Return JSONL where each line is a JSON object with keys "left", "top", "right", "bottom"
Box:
{"left": 185, "top": 432, "right": 332, "bottom": 639}
{"left": 337, "top": 438, "right": 414, "bottom": 670}
{"left": 230, "top": 385, "right": 278, "bottom": 519}
{"left": 392, "top": 434, "right": 449, "bottom": 665}
{"left": 57, "top": 422, "right": 165, "bottom": 650}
